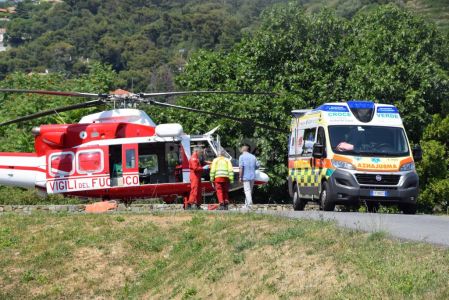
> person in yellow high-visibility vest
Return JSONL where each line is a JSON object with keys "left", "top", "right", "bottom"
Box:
{"left": 210, "top": 150, "right": 234, "bottom": 210}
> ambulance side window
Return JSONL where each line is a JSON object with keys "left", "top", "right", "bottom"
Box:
{"left": 317, "top": 127, "right": 327, "bottom": 157}
{"left": 289, "top": 129, "right": 298, "bottom": 157}
{"left": 288, "top": 133, "right": 294, "bottom": 156}
{"left": 317, "top": 127, "right": 326, "bottom": 146}
{"left": 302, "top": 127, "right": 316, "bottom": 157}
{"left": 294, "top": 128, "right": 305, "bottom": 156}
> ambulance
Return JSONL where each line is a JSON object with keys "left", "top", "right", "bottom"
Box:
{"left": 287, "top": 101, "right": 422, "bottom": 214}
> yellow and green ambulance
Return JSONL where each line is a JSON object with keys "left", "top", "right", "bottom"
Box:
{"left": 287, "top": 101, "right": 422, "bottom": 214}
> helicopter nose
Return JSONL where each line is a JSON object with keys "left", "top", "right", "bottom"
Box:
{"left": 255, "top": 170, "right": 269, "bottom": 183}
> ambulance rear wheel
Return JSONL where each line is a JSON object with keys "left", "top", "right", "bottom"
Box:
{"left": 292, "top": 185, "right": 306, "bottom": 211}
{"left": 320, "top": 181, "right": 335, "bottom": 211}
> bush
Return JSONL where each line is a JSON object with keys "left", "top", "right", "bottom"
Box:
{"left": 419, "top": 179, "right": 449, "bottom": 213}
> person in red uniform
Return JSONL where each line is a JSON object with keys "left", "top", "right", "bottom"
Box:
{"left": 187, "top": 147, "right": 204, "bottom": 210}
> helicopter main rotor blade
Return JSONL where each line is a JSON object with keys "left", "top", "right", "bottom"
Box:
{"left": 139, "top": 91, "right": 277, "bottom": 98}
{"left": 0, "top": 99, "right": 105, "bottom": 127}
{"left": 147, "top": 99, "right": 285, "bottom": 133}
{"left": 0, "top": 89, "right": 108, "bottom": 98}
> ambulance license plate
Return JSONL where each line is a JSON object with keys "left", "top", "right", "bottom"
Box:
{"left": 370, "top": 190, "right": 387, "bottom": 197}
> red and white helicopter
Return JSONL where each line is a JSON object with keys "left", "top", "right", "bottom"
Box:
{"left": 0, "top": 89, "right": 279, "bottom": 203}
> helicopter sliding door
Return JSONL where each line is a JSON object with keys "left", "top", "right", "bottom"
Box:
{"left": 109, "top": 145, "right": 122, "bottom": 187}
{"left": 109, "top": 144, "right": 140, "bottom": 187}
{"left": 122, "top": 144, "right": 139, "bottom": 186}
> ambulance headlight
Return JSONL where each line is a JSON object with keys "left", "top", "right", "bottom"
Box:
{"left": 400, "top": 162, "right": 415, "bottom": 172}
{"left": 332, "top": 159, "right": 355, "bottom": 170}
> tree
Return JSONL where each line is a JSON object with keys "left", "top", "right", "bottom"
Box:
{"left": 174, "top": 4, "right": 449, "bottom": 203}
{"left": 416, "top": 115, "right": 449, "bottom": 212}
{"left": 343, "top": 5, "right": 449, "bottom": 141}
{"left": 0, "top": 63, "right": 116, "bottom": 152}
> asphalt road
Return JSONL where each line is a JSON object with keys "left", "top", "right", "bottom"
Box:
{"left": 261, "top": 210, "right": 449, "bottom": 247}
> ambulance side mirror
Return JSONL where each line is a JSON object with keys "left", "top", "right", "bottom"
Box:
{"left": 312, "top": 143, "right": 325, "bottom": 159}
{"left": 413, "top": 145, "right": 422, "bottom": 162}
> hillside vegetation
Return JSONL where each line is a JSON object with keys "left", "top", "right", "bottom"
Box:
{"left": 405, "top": 0, "right": 449, "bottom": 32}
{"left": 1, "top": 212, "right": 449, "bottom": 299}
{"left": 0, "top": 0, "right": 448, "bottom": 90}
{"left": 0, "top": 0, "right": 290, "bottom": 89}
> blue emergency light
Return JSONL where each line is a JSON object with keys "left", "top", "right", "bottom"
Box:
{"left": 347, "top": 100, "right": 375, "bottom": 109}
{"left": 347, "top": 100, "right": 375, "bottom": 122}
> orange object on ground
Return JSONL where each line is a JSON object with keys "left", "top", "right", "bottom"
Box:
{"left": 208, "top": 204, "right": 219, "bottom": 210}
{"left": 188, "top": 152, "right": 203, "bottom": 205}
{"left": 85, "top": 201, "right": 118, "bottom": 213}
{"left": 214, "top": 178, "right": 230, "bottom": 205}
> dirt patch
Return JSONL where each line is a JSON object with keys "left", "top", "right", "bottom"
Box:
{"left": 198, "top": 243, "right": 342, "bottom": 299}
{"left": 113, "top": 214, "right": 193, "bottom": 229}
{"left": 31, "top": 244, "right": 135, "bottom": 298}
{"left": 148, "top": 240, "right": 349, "bottom": 299}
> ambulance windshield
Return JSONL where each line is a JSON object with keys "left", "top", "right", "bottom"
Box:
{"left": 329, "top": 125, "right": 409, "bottom": 157}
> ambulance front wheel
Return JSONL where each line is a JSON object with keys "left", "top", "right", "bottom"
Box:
{"left": 320, "top": 181, "right": 335, "bottom": 211}
{"left": 400, "top": 203, "right": 417, "bottom": 215}
{"left": 292, "top": 184, "right": 307, "bottom": 211}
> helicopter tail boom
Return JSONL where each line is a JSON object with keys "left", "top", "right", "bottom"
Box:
{"left": 0, "top": 153, "right": 45, "bottom": 189}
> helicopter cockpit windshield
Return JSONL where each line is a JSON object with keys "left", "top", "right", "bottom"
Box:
{"left": 190, "top": 135, "right": 232, "bottom": 163}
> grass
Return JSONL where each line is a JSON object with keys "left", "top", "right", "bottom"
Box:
{"left": 0, "top": 212, "right": 448, "bottom": 299}
{"left": 0, "top": 186, "right": 166, "bottom": 205}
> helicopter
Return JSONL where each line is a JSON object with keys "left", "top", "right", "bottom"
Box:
{"left": 0, "top": 88, "right": 281, "bottom": 203}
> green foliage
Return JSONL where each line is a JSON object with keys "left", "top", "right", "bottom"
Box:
{"left": 175, "top": 3, "right": 449, "bottom": 201}
{"left": 377, "top": 205, "right": 400, "bottom": 214}
{"left": 0, "top": 63, "right": 116, "bottom": 152}
{"left": 345, "top": 4, "right": 449, "bottom": 141}
{"left": 417, "top": 114, "right": 449, "bottom": 212}
{"left": 1, "top": 0, "right": 447, "bottom": 91}
{"left": 0, "top": 0, "right": 292, "bottom": 90}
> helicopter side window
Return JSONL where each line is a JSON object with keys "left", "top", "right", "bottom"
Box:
{"left": 126, "top": 149, "right": 136, "bottom": 169}
{"left": 49, "top": 152, "right": 75, "bottom": 177}
{"left": 77, "top": 150, "right": 103, "bottom": 174}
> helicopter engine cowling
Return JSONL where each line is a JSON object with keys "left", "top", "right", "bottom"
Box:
{"left": 156, "top": 123, "right": 183, "bottom": 137}
{"left": 42, "top": 132, "right": 65, "bottom": 147}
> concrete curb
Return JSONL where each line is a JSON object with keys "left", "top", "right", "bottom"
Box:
{"left": 0, "top": 203, "right": 293, "bottom": 214}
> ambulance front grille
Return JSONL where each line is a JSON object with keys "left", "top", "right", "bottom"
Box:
{"left": 355, "top": 174, "right": 400, "bottom": 185}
